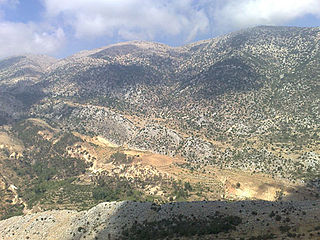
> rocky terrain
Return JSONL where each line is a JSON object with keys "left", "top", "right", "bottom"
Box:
{"left": 1, "top": 200, "right": 320, "bottom": 240}
{"left": 0, "top": 26, "right": 320, "bottom": 238}
{"left": 25, "top": 26, "right": 320, "bottom": 183}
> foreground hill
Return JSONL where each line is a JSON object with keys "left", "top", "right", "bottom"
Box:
{"left": 1, "top": 200, "right": 320, "bottom": 240}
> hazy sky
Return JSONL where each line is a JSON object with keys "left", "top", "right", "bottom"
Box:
{"left": 0, "top": 0, "right": 319, "bottom": 58}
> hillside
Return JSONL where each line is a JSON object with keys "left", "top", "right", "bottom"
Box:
{"left": 0, "top": 55, "right": 57, "bottom": 124}
{"left": 1, "top": 200, "right": 320, "bottom": 240}
{"left": 0, "top": 25, "right": 320, "bottom": 237}
{"left": 29, "top": 26, "right": 320, "bottom": 182}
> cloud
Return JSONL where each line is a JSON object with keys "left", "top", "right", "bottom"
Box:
{"left": 43, "top": 0, "right": 209, "bottom": 42}
{"left": 1, "top": 0, "right": 320, "bottom": 58}
{"left": 41, "top": 0, "right": 320, "bottom": 45}
{"left": 213, "top": 0, "right": 320, "bottom": 31}
{"left": 0, "top": 0, "right": 65, "bottom": 58}
{"left": 0, "top": 21, "right": 65, "bottom": 58}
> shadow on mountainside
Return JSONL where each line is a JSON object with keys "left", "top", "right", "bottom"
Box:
{"left": 181, "top": 56, "right": 265, "bottom": 100}
{"left": 282, "top": 177, "right": 320, "bottom": 202}
{"left": 0, "top": 88, "right": 46, "bottom": 126}
{"left": 93, "top": 197, "right": 320, "bottom": 240}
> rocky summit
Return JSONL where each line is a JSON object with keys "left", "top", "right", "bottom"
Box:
{"left": 0, "top": 26, "right": 320, "bottom": 239}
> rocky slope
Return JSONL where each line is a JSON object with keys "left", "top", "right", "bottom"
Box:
{"left": 0, "top": 55, "right": 56, "bottom": 92}
{"left": 0, "top": 55, "right": 56, "bottom": 124}
{"left": 0, "top": 25, "right": 320, "bottom": 236}
{"left": 24, "top": 26, "right": 320, "bottom": 182}
{"left": 1, "top": 200, "right": 320, "bottom": 240}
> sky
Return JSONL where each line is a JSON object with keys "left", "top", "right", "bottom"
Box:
{"left": 0, "top": 0, "right": 319, "bottom": 59}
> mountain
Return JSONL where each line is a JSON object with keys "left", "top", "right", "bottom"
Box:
{"left": 0, "top": 55, "right": 57, "bottom": 124}
{"left": 0, "top": 55, "right": 56, "bottom": 92}
{"left": 29, "top": 26, "right": 320, "bottom": 180}
{"left": 0, "top": 26, "right": 320, "bottom": 238}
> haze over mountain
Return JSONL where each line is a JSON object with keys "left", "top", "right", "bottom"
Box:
{"left": 0, "top": 26, "right": 320, "bottom": 239}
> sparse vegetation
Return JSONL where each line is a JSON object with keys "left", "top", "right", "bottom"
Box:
{"left": 122, "top": 214, "right": 242, "bottom": 240}
{"left": 0, "top": 26, "right": 320, "bottom": 239}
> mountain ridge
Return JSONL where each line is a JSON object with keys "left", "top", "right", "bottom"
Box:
{"left": 0, "top": 25, "right": 320, "bottom": 238}
{"left": 1, "top": 26, "right": 319, "bottom": 179}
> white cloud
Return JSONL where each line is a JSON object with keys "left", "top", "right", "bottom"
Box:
{"left": 1, "top": 0, "right": 320, "bottom": 58}
{"left": 41, "top": 0, "right": 320, "bottom": 45}
{"left": 0, "top": 0, "right": 65, "bottom": 58}
{"left": 0, "top": 21, "right": 65, "bottom": 58}
{"left": 43, "top": 0, "right": 209, "bottom": 42}
{"left": 213, "top": 0, "right": 320, "bottom": 31}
